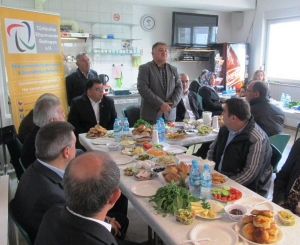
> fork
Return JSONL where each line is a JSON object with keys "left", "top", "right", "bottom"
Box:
{"left": 180, "top": 238, "right": 215, "bottom": 244}
{"left": 245, "top": 200, "right": 270, "bottom": 208}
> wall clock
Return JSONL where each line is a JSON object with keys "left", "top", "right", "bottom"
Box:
{"left": 141, "top": 15, "right": 155, "bottom": 31}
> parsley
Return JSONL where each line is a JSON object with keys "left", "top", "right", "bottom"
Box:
{"left": 149, "top": 182, "right": 200, "bottom": 217}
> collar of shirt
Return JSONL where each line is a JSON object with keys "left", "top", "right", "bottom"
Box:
{"left": 37, "top": 159, "right": 64, "bottom": 179}
{"left": 79, "top": 69, "right": 90, "bottom": 79}
{"left": 66, "top": 207, "right": 111, "bottom": 232}
{"left": 88, "top": 96, "right": 101, "bottom": 123}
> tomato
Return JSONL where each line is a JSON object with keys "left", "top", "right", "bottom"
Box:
{"left": 167, "top": 122, "right": 175, "bottom": 127}
{"left": 227, "top": 198, "right": 232, "bottom": 201}
{"left": 221, "top": 197, "right": 227, "bottom": 201}
{"left": 229, "top": 188, "right": 239, "bottom": 195}
{"left": 217, "top": 194, "right": 221, "bottom": 199}
{"left": 143, "top": 143, "right": 152, "bottom": 150}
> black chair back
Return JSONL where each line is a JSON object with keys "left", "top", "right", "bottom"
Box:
{"left": 122, "top": 105, "right": 141, "bottom": 127}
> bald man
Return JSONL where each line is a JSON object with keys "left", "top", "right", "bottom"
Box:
{"left": 35, "top": 152, "right": 124, "bottom": 245}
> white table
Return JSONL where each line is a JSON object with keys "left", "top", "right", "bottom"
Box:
{"left": 79, "top": 134, "right": 300, "bottom": 245}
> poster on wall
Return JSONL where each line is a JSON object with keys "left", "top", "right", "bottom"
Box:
{"left": 0, "top": 6, "right": 67, "bottom": 131}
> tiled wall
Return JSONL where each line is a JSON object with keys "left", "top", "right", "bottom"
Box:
{"left": 1, "top": 0, "right": 139, "bottom": 89}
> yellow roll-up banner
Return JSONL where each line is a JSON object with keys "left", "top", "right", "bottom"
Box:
{"left": 0, "top": 6, "right": 67, "bottom": 131}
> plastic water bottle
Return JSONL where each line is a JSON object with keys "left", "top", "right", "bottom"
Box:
{"left": 189, "top": 160, "right": 201, "bottom": 198}
{"left": 160, "top": 118, "right": 166, "bottom": 142}
{"left": 285, "top": 94, "right": 291, "bottom": 108}
{"left": 200, "top": 163, "right": 212, "bottom": 200}
{"left": 156, "top": 119, "right": 161, "bottom": 142}
{"left": 123, "top": 117, "right": 129, "bottom": 135}
{"left": 280, "top": 93, "right": 285, "bottom": 107}
{"left": 113, "top": 119, "right": 121, "bottom": 142}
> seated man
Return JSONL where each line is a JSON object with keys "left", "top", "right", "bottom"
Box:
{"left": 35, "top": 151, "right": 122, "bottom": 245}
{"left": 198, "top": 72, "right": 223, "bottom": 116}
{"left": 68, "top": 78, "right": 117, "bottom": 148}
{"left": 11, "top": 122, "right": 76, "bottom": 243}
{"left": 21, "top": 93, "right": 65, "bottom": 169}
{"left": 207, "top": 98, "right": 272, "bottom": 197}
{"left": 176, "top": 73, "right": 203, "bottom": 122}
{"left": 246, "top": 80, "right": 285, "bottom": 136}
{"left": 273, "top": 138, "right": 300, "bottom": 215}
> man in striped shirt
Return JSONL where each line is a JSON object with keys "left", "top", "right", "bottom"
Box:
{"left": 207, "top": 98, "right": 273, "bottom": 197}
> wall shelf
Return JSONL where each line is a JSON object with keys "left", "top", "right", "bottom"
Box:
{"left": 92, "top": 37, "right": 141, "bottom": 41}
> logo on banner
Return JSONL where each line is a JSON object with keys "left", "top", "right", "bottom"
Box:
{"left": 5, "top": 18, "right": 37, "bottom": 53}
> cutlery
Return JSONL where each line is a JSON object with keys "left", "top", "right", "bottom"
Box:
{"left": 180, "top": 238, "right": 215, "bottom": 244}
{"left": 246, "top": 200, "right": 270, "bottom": 208}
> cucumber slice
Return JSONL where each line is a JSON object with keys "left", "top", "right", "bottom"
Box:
{"left": 223, "top": 186, "right": 230, "bottom": 191}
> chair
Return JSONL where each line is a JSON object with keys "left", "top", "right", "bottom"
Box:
{"left": 196, "top": 94, "right": 203, "bottom": 109}
{"left": 8, "top": 201, "right": 33, "bottom": 245}
{"left": 270, "top": 144, "right": 282, "bottom": 173}
{"left": 0, "top": 125, "right": 24, "bottom": 180}
{"left": 268, "top": 133, "right": 291, "bottom": 154}
{"left": 295, "top": 122, "right": 300, "bottom": 142}
{"left": 122, "top": 105, "right": 141, "bottom": 127}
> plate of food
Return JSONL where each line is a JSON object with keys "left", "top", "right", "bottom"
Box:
{"left": 119, "top": 139, "right": 136, "bottom": 147}
{"left": 176, "top": 154, "right": 201, "bottom": 165}
{"left": 197, "top": 125, "right": 213, "bottom": 136}
{"left": 165, "top": 132, "right": 188, "bottom": 141}
{"left": 162, "top": 145, "right": 187, "bottom": 154}
{"left": 132, "top": 154, "right": 154, "bottom": 161}
{"left": 146, "top": 148, "right": 166, "bottom": 157}
{"left": 155, "top": 155, "right": 178, "bottom": 166}
{"left": 185, "top": 129, "right": 198, "bottom": 137}
{"left": 191, "top": 200, "right": 225, "bottom": 220}
{"left": 86, "top": 124, "right": 107, "bottom": 138}
{"left": 211, "top": 186, "right": 242, "bottom": 202}
{"left": 121, "top": 146, "right": 144, "bottom": 156}
{"left": 190, "top": 223, "right": 239, "bottom": 245}
{"left": 234, "top": 219, "right": 283, "bottom": 245}
{"left": 133, "top": 170, "right": 156, "bottom": 181}
{"left": 123, "top": 167, "right": 137, "bottom": 176}
{"left": 131, "top": 180, "right": 163, "bottom": 197}
{"left": 211, "top": 172, "right": 228, "bottom": 186}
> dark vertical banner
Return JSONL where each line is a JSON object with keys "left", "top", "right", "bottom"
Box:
{"left": 0, "top": 6, "right": 67, "bottom": 131}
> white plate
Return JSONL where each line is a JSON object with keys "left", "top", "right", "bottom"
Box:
{"left": 211, "top": 172, "right": 228, "bottom": 186}
{"left": 157, "top": 172, "right": 179, "bottom": 185}
{"left": 133, "top": 171, "right": 157, "bottom": 181}
{"left": 155, "top": 156, "right": 179, "bottom": 166}
{"left": 92, "top": 138, "right": 114, "bottom": 145}
{"left": 185, "top": 129, "right": 198, "bottom": 137}
{"left": 234, "top": 221, "right": 283, "bottom": 245}
{"left": 130, "top": 180, "right": 163, "bottom": 197}
{"left": 162, "top": 145, "right": 187, "bottom": 154}
{"left": 234, "top": 197, "right": 274, "bottom": 212}
{"left": 190, "top": 223, "right": 239, "bottom": 245}
{"left": 132, "top": 154, "right": 154, "bottom": 161}
{"left": 111, "top": 155, "right": 132, "bottom": 165}
{"left": 195, "top": 200, "right": 225, "bottom": 220}
{"left": 176, "top": 154, "right": 202, "bottom": 165}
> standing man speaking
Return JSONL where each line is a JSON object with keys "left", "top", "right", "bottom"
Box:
{"left": 137, "top": 42, "right": 182, "bottom": 124}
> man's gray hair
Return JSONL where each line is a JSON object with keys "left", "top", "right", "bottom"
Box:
{"left": 35, "top": 121, "right": 75, "bottom": 162}
{"left": 33, "top": 93, "right": 60, "bottom": 127}
{"left": 64, "top": 152, "right": 120, "bottom": 217}
{"left": 75, "top": 52, "right": 87, "bottom": 61}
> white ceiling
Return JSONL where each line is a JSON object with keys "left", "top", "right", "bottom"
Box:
{"left": 110, "top": 0, "right": 256, "bottom": 12}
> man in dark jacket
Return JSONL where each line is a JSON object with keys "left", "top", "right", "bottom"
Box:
{"left": 68, "top": 79, "right": 117, "bottom": 149}
{"left": 246, "top": 81, "right": 285, "bottom": 136}
{"left": 208, "top": 98, "right": 272, "bottom": 197}
{"left": 66, "top": 52, "right": 98, "bottom": 106}
{"left": 176, "top": 73, "right": 203, "bottom": 121}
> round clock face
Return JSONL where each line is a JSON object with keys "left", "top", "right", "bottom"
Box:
{"left": 141, "top": 15, "right": 155, "bottom": 31}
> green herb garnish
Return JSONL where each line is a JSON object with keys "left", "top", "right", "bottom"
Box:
{"left": 133, "top": 119, "right": 151, "bottom": 128}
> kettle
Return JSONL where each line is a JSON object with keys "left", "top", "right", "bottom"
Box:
{"left": 99, "top": 74, "right": 109, "bottom": 85}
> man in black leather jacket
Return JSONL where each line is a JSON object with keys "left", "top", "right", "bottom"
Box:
{"left": 208, "top": 98, "right": 272, "bottom": 197}
{"left": 176, "top": 73, "right": 203, "bottom": 121}
{"left": 246, "top": 81, "right": 285, "bottom": 136}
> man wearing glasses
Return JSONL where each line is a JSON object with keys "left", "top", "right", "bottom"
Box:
{"left": 246, "top": 81, "right": 285, "bottom": 136}
{"left": 66, "top": 52, "right": 98, "bottom": 106}
{"left": 68, "top": 79, "right": 117, "bottom": 149}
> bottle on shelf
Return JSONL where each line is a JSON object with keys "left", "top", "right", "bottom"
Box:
{"left": 189, "top": 160, "right": 201, "bottom": 198}
{"left": 280, "top": 93, "right": 286, "bottom": 107}
{"left": 285, "top": 94, "right": 291, "bottom": 108}
{"left": 113, "top": 118, "right": 122, "bottom": 142}
{"left": 123, "top": 117, "right": 129, "bottom": 135}
{"left": 200, "top": 163, "right": 212, "bottom": 200}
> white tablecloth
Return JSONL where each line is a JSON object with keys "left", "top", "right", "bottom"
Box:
{"left": 79, "top": 133, "right": 300, "bottom": 245}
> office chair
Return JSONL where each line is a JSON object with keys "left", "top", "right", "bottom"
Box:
{"left": 270, "top": 144, "right": 282, "bottom": 173}
{"left": 122, "top": 105, "right": 141, "bottom": 127}
{"left": 8, "top": 201, "right": 33, "bottom": 245}
{"left": 268, "top": 133, "right": 291, "bottom": 155}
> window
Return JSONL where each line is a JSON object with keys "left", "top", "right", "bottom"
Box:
{"left": 265, "top": 17, "right": 300, "bottom": 83}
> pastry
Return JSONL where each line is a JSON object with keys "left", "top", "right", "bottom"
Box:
{"left": 243, "top": 223, "right": 255, "bottom": 241}
{"left": 253, "top": 227, "right": 269, "bottom": 243}
{"left": 251, "top": 209, "right": 274, "bottom": 218}
{"left": 242, "top": 215, "right": 254, "bottom": 224}
{"left": 163, "top": 173, "right": 181, "bottom": 183}
{"left": 253, "top": 215, "right": 271, "bottom": 229}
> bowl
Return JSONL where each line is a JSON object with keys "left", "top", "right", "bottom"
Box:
{"left": 292, "top": 105, "right": 300, "bottom": 110}
{"left": 174, "top": 209, "right": 195, "bottom": 225}
{"left": 185, "top": 129, "right": 198, "bottom": 137}
{"left": 278, "top": 209, "right": 295, "bottom": 226}
{"left": 224, "top": 203, "right": 247, "bottom": 221}
{"left": 106, "top": 142, "right": 120, "bottom": 151}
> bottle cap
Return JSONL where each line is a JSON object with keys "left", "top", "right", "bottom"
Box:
{"left": 192, "top": 160, "right": 199, "bottom": 167}
{"left": 204, "top": 163, "right": 210, "bottom": 170}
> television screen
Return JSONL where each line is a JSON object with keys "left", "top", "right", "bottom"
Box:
{"left": 171, "top": 12, "right": 218, "bottom": 48}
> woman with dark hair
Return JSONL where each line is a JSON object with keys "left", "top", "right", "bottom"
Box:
{"left": 198, "top": 72, "right": 223, "bottom": 116}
